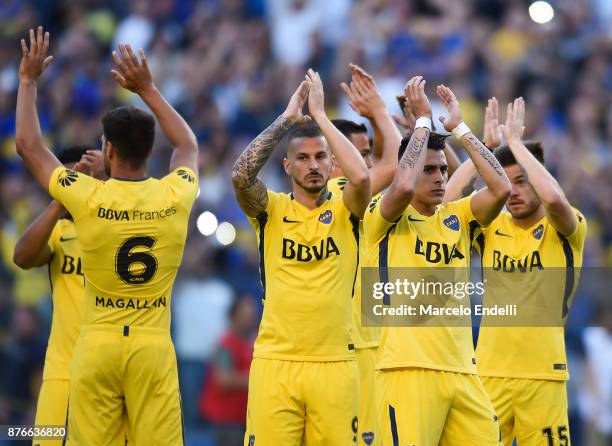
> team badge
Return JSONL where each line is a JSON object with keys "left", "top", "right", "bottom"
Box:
{"left": 362, "top": 432, "right": 375, "bottom": 445}
{"left": 443, "top": 214, "right": 460, "bottom": 231}
{"left": 248, "top": 434, "right": 255, "bottom": 445}
{"left": 58, "top": 169, "right": 78, "bottom": 187}
{"left": 532, "top": 224, "right": 544, "bottom": 240}
{"left": 176, "top": 169, "right": 195, "bottom": 183}
{"left": 319, "top": 210, "right": 333, "bottom": 224}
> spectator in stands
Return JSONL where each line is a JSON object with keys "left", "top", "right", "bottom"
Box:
{"left": 199, "top": 294, "right": 256, "bottom": 446}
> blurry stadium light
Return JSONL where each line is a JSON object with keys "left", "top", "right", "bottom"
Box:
{"left": 197, "top": 211, "right": 218, "bottom": 236}
{"left": 529, "top": 1, "right": 554, "bottom": 24}
{"left": 215, "top": 222, "right": 236, "bottom": 246}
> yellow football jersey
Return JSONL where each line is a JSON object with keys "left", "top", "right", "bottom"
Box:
{"left": 43, "top": 219, "right": 85, "bottom": 380}
{"left": 248, "top": 189, "right": 359, "bottom": 361}
{"left": 364, "top": 196, "right": 480, "bottom": 373}
{"left": 475, "top": 208, "right": 587, "bottom": 380}
{"left": 328, "top": 176, "right": 381, "bottom": 349}
{"left": 48, "top": 167, "right": 198, "bottom": 330}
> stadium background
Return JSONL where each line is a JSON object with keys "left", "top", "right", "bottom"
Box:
{"left": 0, "top": 0, "right": 610, "bottom": 445}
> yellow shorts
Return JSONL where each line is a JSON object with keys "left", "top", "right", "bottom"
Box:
{"left": 66, "top": 325, "right": 183, "bottom": 446}
{"left": 377, "top": 368, "right": 500, "bottom": 446}
{"left": 244, "top": 358, "right": 358, "bottom": 446}
{"left": 356, "top": 347, "right": 378, "bottom": 445}
{"left": 481, "top": 376, "right": 570, "bottom": 446}
{"left": 33, "top": 379, "right": 69, "bottom": 445}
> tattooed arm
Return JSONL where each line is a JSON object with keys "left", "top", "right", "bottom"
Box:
{"left": 232, "top": 82, "right": 309, "bottom": 217}
{"left": 379, "top": 77, "right": 431, "bottom": 222}
{"left": 502, "top": 98, "right": 576, "bottom": 235}
{"left": 444, "top": 97, "right": 501, "bottom": 203}
{"left": 437, "top": 86, "right": 510, "bottom": 226}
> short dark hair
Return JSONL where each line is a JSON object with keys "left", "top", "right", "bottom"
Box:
{"left": 397, "top": 132, "right": 448, "bottom": 161}
{"left": 285, "top": 122, "right": 324, "bottom": 154}
{"left": 495, "top": 141, "right": 544, "bottom": 166}
{"left": 57, "top": 146, "right": 97, "bottom": 165}
{"left": 102, "top": 106, "right": 155, "bottom": 168}
{"left": 331, "top": 119, "right": 368, "bottom": 139}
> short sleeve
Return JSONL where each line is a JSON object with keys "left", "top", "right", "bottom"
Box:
{"left": 163, "top": 167, "right": 200, "bottom": 210}
{"left": 247, "top": 189, "right": 282, "bottom": 231}
{"left": 47, "top": 223, "right": 61, "bottom": 256}
{"left": 327, "top": 177, "right": 347, "bottom": 197}
{"left": 363, "top": 194, "right": 395, "bottom": 247}
{"left": 48, "top": 167, "right": 99, "bottom": 220}
{"left": 567, "top": 207, "right": 587, "bottom": 251}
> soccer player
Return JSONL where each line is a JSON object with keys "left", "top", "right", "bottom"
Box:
{"left": 364, "top": 77, "right": 511, "bottom": 445}
{"left": 330, "top": 63, "right": 402, "bottom": 445}
{"left": 13, "top": 147, "right": 104, "bottom": 446}
{"left": 232, "top": 69, "right": 371, "bottom": 445}
{"left": 445, "top": 97, "right": 587, "bottom": 446}
{"left": 15, "top": 27, "right": 199, "bottom": 445}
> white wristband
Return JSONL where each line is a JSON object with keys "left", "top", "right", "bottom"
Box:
{"left": 414, "top": 117, "right": 432, "bottom": 131}
{"left": 452, "top": 122, "right": 471, "bottom": 138}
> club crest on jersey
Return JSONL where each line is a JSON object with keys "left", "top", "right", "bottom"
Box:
{"left": 58, "top": 169, "right": 78, "bottom": 187}
{"left": 533, "top": 224, "right": 544, "bottom": 240}
{"left": 444, "top": 215, "right": 460, "bottom": 231}
{"left": 319, "top": 210, "right": 333, "bottom": 224}
{"left": 248, "top": 435, "right": 255, "bottom": 446}
{"left": 362, "top": 432, "right": 375, "bottom": 445}
{"left": 176, "top": 169, "right": 195, "bottom": 183}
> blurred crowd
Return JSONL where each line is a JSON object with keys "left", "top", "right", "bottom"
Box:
{"left": 0, "top": 0, "right": 610, "bottom": 445}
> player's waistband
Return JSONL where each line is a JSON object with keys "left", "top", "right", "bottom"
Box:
{"left": 80, "top": 324, "right": 170, "bottom": 337}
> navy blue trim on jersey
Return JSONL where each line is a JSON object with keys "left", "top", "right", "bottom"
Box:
{"left": 289, "top": 191, "right": 332, "bottom": 201}
{"left": 256, "top": 211, "right": 268, "bottom": 300}
{"left": 469, "top": 220, "right": 480, "bottom": 245}
{"left": 349, "top": 213, "right": 360, "bottom": 298}
{"left": 557, "top": 232, "right": 575, "bottom": 318}
{"left": 379, "top": 224, "right": 397, "bottom": 305}
{"left": 111, "top": 176, "right": 150, "bottom": 182}
{"left": 389, "top": 404, "right": 399, "bottom": 446}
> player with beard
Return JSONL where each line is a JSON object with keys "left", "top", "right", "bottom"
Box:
{"left": 364, "top": 78, "right": 510, "bottom": 445}
{"left": 444, "top": 98, "right": 587, "bottom": 446}
{"left": 232, "top": 69, "right": 371, "bottom": 445}
{"left": 328, "top": 63, "right": 402, "bottom": 445}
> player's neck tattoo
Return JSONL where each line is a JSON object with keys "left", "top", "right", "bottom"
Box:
{"left": 232, "top": 114, "right": 293, "bottom": 189}
{"left": 315, "top": 186, "right": 329, "bottom": 207}
{"left": 399, "top": 130, "right": 430, "bottom": 170}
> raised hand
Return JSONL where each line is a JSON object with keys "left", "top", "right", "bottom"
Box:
{"left": 111, "top": 44, "right": 155, "bottom": 95}
{"left": 283, "top": 80, "right": 311, "bottom": 125}
{"left": 436, "top": 84, "right": 462, "bottom": 132}
{"left": 75, "top": 150, "right": 106, "bottom": 179}
{"left": 482, "top": 97, "right": 501, "bottom": 149}
{"left": 392, "top": 94, "right": 416, "bottom": 131}
{"left": 501, "top": 97, "right": 525, "bottom": 143}
{"left": 19, "top": 26, "right": 54, "bottom": 82}
{"left": 340, "top": 63, "right": 386, "bottom": 118}
{"left": 305, "top": 69, "right": 325, "bottom": 120}
{"left": 404, "top": 76, "right": 432, "bottom": 120}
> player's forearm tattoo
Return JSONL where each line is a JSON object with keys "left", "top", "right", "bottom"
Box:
{"left": 232, "top": 114, "right": 293, "bottom": 189}
{"left": 463, "top": 134, "right": 504, "bottom": 177}
{"left": 462, "top": 174, "right": 478, "bottom": 198}
{"left": 399, "top": 130, "right": 430, "bottom": 169}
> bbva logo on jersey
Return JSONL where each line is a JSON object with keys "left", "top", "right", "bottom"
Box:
{"left": 443, "top": 214, "right": 460, "bottom": 231}
{"left": 58, "top": 169, "right": 78, "bottom": 187}
{"left": 319, "top": 210, "right": 333, "bottom": 224}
